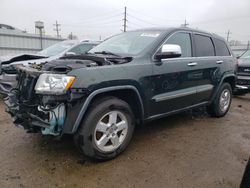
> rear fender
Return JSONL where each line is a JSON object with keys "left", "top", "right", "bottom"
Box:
{"left": 209, "top": 74, "right": 236, "bottom": 104}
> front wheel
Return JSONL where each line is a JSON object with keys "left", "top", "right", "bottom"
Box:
{"left": 74, "top": 97, "right": 135, "bottom": 161}
{"left": 207, "top": 83, "right": 232, "bottom": 117}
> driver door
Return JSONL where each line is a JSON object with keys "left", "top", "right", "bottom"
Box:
{"left": 149, "top": 32, "right": 199, "bottom": 116}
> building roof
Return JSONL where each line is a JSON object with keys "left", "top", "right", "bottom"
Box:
{"left": 0, "top": 23, "right": 63, "bottom": 41}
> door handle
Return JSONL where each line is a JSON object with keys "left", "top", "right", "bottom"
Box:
{"left": 187, "top": 62, "right": 197, "bottom": 66}
{"left": 216, "top": 60, "right": 223, "bottom": 64}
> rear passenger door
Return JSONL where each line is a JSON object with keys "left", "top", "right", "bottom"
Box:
{"left": 192, "top": 34, "right": 221, "bottom": 104}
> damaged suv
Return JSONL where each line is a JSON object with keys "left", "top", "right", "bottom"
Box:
{"left": 5, "top": 28, "right": 236, "bottom": 160}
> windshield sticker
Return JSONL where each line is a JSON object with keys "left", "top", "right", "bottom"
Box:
{"left": 140, "top": 33, "right": 160, "bottom": 37}
{"left": 62, "top": 45, "right": 73, "bottom": 48}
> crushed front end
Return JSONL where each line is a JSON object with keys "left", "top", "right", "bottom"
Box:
{"left": 4, "top": 65, "right": 68, "bottom": 135}
{"left": 4, "top": 58, "right": 93, "bottom": 136}
{"left": 4, "top": 54, "right": 131, "bottom": 136}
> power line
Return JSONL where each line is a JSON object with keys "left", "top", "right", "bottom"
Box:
{"left": 63, "top": 20, "right": 121, "bottom": 28}
{"left": 128, "top": 7, "right": 184, "bottom": 23}
{"left": 128, "top": 21, "right": 145, "bottom": 29}
{"left": 70, "top": 13, "right": 122, "bottom": 25}
{"left": 191, "top": 15, "right": 250, "bottom": 25}
{"left": 128, "top": 14, "right": 163, "bottom": 27}
{"left": 53, "top": 20, "right": 61, "bottom": 38}
{"left": 69, "top": 10, "right": 121, "bottom": 24}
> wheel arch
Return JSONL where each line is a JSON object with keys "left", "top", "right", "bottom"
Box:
{"left": 71, "top": 86, "right": 144, "bottom": 133}
{"left": 223, "top": 75, "right": 236, "bottom": 91}
{"left": 210, "top": 74, "right": 236, "bottom": 104}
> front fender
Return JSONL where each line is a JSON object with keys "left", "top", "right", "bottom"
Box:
{"left": 64, "top": 85, "right": 144, "bottom": 134}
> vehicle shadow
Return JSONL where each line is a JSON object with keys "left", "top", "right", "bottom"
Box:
{"left": 135, "top": 106, "right": 208, "bottom": 132}
{"left": 33, "top": 107, "right": 209, "bottom": 164}
{"left": 234, "top": 94, "right": 250, "bottom": 102}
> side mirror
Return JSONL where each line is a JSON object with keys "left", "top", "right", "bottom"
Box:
{"left": 155, "top": 44, "right": 182, "bottom": 60}
{"left": 64, "top": 52, "right": 76, "bottom": 56}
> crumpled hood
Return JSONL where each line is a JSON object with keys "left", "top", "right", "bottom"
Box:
{"left": 238, "top": 58, "right": 250, "bottom": 67}
{"left": 41, "top": 59, "right": 98, "bottom": 73}
{"left": 1, "top": 53, "right": 47, "bottom": 65}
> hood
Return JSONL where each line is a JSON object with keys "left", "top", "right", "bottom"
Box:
{"left": 1, "top": 53, "right": 47, "bottom": 65}
{"left": 28, "top": 54, "right": 132, "bottom": 73}
{"left": 238, "top": 58, "right": 250, "bottom": 67}
{"left": 41, "top": 59, "right": 99, "bottom": 73}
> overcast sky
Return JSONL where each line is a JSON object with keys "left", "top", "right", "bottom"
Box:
{"left": 0, "top": 0, "right": 249, "bottom": 42}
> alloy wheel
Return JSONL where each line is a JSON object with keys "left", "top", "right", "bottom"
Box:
{"left": 94, "top": 110, "right": 128, "bottom": 152}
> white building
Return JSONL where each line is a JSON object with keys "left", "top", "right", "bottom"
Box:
{"left": 0, "top": 24, "right": 64, "bottom": 56}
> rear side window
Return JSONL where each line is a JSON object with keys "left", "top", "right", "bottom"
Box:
{"left": 194, "top": 34, "right": 215, "bottom": 57}
{"left": 166, "top": 32, "right": 192, "bottom": 57}
{"left": 213, "top": 38, "right": 231, "bottom": 56}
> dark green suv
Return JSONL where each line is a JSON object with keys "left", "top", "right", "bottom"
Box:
{"left": 5, "top": 27, "right": 236, "bottom": 160}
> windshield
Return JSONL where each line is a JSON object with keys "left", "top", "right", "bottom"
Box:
{"left": 37, "top": 41, "right": 76, "bottom": 57}
{"left": 89, "top": 31, "right": 163, "bottom": 55}
{"left": 241, "top": 50, "right": 250, "bottom": 59}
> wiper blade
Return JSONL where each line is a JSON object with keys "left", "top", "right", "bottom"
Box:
{"left": 94, "top": 51, "right": 121, "bottom": 57}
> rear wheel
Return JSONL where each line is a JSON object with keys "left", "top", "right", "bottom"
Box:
{"left": 207, "top": 83, "right": 232, "bottom": 117}
{"left": 74, "top": 97, "right": 135, "bottom": 161}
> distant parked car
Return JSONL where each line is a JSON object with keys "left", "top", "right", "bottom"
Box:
{"left": 0, "top": 40, "right": 100, "bottom": 94}
{"left": 235, "top": 49, "right": 250, "bottom": 95}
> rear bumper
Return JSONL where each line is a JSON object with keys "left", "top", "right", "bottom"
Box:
{"left": 0, "top": 73, "right": 17, "bottom": 95}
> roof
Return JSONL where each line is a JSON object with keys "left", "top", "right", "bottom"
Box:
{"left": 0, "top": 24, "right": 18, "bottom": 30}
{"left": 0, "top": 23, "right": 64, "bottom": 41}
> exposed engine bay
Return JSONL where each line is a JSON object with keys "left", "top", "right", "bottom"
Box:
{"left": 31, "top": 54, "right": 133, "bottom": 73}
{"left": 4, "top": 54, "right": 132, "bottom": 135}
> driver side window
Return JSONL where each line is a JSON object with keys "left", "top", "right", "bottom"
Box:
{"left": 164, "top": 32, "right": 192, "bottom": 57}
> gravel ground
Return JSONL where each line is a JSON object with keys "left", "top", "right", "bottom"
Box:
{"left": 0, "top": 95, "right": 250, "bottom": 188}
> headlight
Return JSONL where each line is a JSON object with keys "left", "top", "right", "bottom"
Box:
{"left": 35, "top": 74, "right": 75, "bottom": 95}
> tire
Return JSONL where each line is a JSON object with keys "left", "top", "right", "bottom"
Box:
{"left": 207, "top": 83, "right": 232, "bottom": 117}
{"left": 74, "top": 97, "right": 135, "bottom": 161}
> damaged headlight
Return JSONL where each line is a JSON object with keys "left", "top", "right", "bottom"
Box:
{"left": 35, "top": 74, "right": 75, "bottom": 95}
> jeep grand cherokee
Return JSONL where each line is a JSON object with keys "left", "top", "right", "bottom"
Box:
{"left": 5, "top": 27, "right": 236, "bottom": 160}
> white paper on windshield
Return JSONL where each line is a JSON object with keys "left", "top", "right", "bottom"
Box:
{"left": 140, "top": 33, "right": 160, "bottom": 37}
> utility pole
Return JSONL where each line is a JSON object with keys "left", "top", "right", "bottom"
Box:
{"left": 123, "top": 6, "right": 127, "bottom": 32}
{"left": 69, "top": 32, "right": 73, "bottom": 40}
{"left": 181, "top": 19, "right": 189, "bottom": 27}
{"left": 226, "top": 30, "right": 231, "bottom": 42}
{"left": 53, "top": 20, "right": 61, "bottom": 38}
{"left": 247, "top": 41, "right": 250, "bottom": 50}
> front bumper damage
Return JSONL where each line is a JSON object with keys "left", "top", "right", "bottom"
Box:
{"left": 0, "top": 73, "right": 17, "bottom": 95}
{"left": 4, "top": 65, "right": 87, "bottom": 136}
{"left": 5, "top": 92, "right": 66, "bottom": 135}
